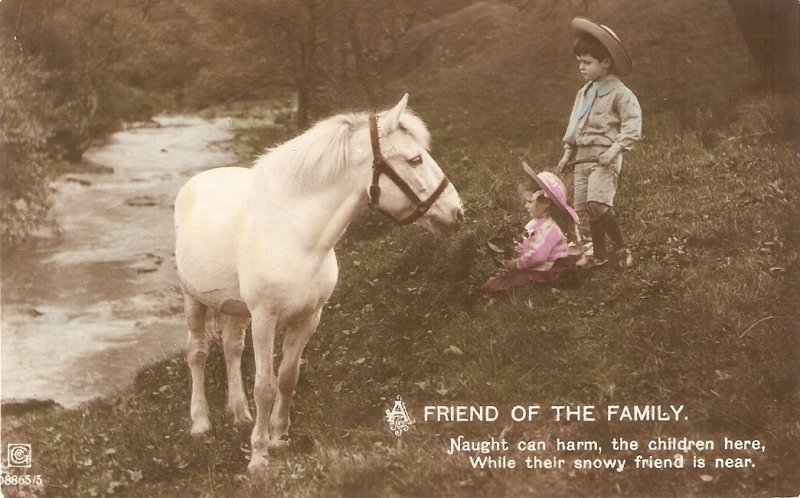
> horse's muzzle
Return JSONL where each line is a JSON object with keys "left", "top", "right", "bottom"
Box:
{"left": 429, "top": 206, "right": 465, "bottom": 238}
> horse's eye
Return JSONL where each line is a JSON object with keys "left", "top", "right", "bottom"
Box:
{"left": 409, "top": 155, "right": 423, "bottom": 167}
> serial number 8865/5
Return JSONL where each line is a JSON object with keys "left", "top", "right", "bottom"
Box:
{"left": 1, "top": 474, "right": 44, "bottom": 486}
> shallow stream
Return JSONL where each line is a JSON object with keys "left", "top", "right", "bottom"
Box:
{"left": 1, "top": 115, "right": 238, "bottom": 408}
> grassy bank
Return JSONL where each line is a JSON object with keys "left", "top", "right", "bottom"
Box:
{"left": 2, "top": 87, "right": 798, "bottom": 497}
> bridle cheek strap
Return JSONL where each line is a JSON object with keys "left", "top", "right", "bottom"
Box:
{"left": 368, "top": 113, "right": 450, "bottom": 225}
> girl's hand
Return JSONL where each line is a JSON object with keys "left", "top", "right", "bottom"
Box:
{"left": 503, "top": 259, "right": 517, "bottom": 269}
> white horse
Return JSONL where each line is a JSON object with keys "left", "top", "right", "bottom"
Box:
{"left": 174, "top": 94, "right": 464, "bottom": 475}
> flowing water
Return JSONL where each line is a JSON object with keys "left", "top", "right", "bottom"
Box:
{"left": 1, "top": 115, "right": 239, "bottom": 409}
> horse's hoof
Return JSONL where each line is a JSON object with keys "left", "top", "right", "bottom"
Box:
{"left": 190, "top": 418, "right": 212, "bottom": 436}
{"left": 267, "top": 435, "right": 291, "bottom": 452}
{"left": 247, "top": 454, "right": 269, "bottom": 477}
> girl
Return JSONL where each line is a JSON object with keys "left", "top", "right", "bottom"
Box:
{"left": 481, "top": 164, "right": 582, "bottom": 293}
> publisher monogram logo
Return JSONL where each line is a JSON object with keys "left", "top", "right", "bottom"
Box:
{"left": 385, "top": 395, "right": 413, "bottom": 437}
{"left": 8, "top": 444, "right": 32, "bottom": 468}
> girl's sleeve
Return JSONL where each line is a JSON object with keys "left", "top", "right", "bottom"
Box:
{"left": 515, "top": 226, "right": 564, "bottom": 269}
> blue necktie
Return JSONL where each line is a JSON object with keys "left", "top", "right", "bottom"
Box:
{"left": 577, "top": 83, "right": 597, "bottom": 122}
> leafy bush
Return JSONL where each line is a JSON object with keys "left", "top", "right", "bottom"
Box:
{"left": 0, "top": 53, "right": 58, "bottom": 248}
{"left": 0, "top": 0, "right": 141, "bottom": 247}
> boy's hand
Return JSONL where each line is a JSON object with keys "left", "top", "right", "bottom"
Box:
{"left": 555, "top": 150, "right": 574, "bottom": 175}
{"left": 598, "top": 149, "right": 618, "bottom": 166}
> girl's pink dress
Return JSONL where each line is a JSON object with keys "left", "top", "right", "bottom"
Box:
{"left": 481, "top": 217, "right": 579, "bottom": 293}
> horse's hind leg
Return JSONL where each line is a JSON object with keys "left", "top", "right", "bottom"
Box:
{"left": 268, "top": 309, "right": 321, "bottom": 451}
{"left": 222, "top": 315, "right": 252, "bottom": 425}
{"left": 184, "top": 292, "right": 211, "bottom": 435}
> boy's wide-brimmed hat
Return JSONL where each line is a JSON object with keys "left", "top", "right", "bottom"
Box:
{"left": 521, "top": 162, "right": 578, "bottom": 223}
{"left": 571, "top": 16, "right": 633, "bottom": 76}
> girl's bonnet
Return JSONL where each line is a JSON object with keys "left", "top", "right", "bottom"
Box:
{"left": 521, "top": 163, "right": 578, "bottom": 223}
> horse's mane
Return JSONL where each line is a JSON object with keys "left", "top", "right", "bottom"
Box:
{"left": 252, "top": 109, "right": 430, "bottom": 190}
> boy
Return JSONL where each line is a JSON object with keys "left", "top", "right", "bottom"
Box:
{"left": 555, "top": 17, "right": 642, "bottom": 268}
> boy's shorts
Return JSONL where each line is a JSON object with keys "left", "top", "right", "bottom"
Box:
{"left": 573, "top": 146, "right": 622, "bottom": 212}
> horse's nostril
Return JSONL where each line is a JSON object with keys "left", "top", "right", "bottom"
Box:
{"left": 455, "top": 209, "right": 465, "bottom": 224}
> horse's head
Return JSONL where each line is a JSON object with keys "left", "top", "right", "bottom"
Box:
{"left": 366, "top": 94, "right": 464, "bottom": 237}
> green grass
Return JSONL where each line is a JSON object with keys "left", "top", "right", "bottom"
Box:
{"left": 3, "top": 92, "right": 798, "bottom": 497}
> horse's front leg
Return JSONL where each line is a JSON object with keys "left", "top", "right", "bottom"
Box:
{"left": 222, "top": 315, "right": 252, "bottom": 426}
{"left": 247, "top": 308, "right": 279, "bottom": 476}
{"left": 268, "top": 309, "right": 321, "bottom": 451}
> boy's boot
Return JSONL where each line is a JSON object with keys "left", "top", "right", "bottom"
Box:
{"left": 604, "top": 209, "right": 633, "bottom": 268}
{"left": 588, "top": 219, "right": 608, "bottom": 265}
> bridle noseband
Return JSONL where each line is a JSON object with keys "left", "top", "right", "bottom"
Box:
{"left": 368, "top": 113, "right": 450, "bottom": 225}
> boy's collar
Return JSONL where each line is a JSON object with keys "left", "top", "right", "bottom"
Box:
{"left": 583, "top": 74, "right": 622, "bottom": 96}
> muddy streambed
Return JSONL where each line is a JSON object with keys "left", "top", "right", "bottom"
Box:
{"left": 1, "top": 115, "right": 239, "bottom": 409}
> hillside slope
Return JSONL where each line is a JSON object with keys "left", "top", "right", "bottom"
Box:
{"left": 384, "top": 0, "right": 759, "bottom": 147}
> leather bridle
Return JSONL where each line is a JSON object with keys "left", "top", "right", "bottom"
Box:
{"left": 367, "top": 113, "right": 450, "bottom": 225}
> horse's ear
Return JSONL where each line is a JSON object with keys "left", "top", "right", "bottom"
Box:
{"left": 381, "top": 93, "right": 409, "bottom": 133}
